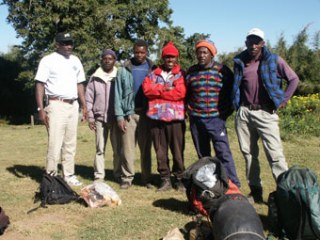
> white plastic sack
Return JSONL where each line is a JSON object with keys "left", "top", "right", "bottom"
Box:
{"left": 194, "top": 162, "right": 217, "bottom": 188}
{"left": 80, "top": 182, "right": 122, "bottom": 208}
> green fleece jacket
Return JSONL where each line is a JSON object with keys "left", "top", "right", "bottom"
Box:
{"left": 114, "top": 58, "right": 155, "bottom": 121}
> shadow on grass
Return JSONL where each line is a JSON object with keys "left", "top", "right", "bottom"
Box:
{"left": 6, "top": 164, "right": 160, "bottom": 186}
{"left": 153, "top": 197, "right": 190, "bottom": 215}
{"left": 6, "top": 164, "right": 115, "bottom": 183}
{"left": 6, "top": 164, "right": 44, "bottom": 183}
{"left": 76, "top": 166, "right": 159, "bottom": 185}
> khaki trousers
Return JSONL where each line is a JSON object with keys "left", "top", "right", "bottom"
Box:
{"left": 46, "top": 100, "right": 79, "bottom": 177}
{"left": 120, "top": 112, "right": 152, "bottom": 184}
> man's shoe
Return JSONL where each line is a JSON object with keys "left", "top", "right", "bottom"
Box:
{"left": 120, "top": 181, "right": 130, "bottom": 190}
{"left": 65, "top": 175, "right": 82, "bottom": 186}
{"left": 247, "top": 185, "right": 263, "bottom": 204}
{"left": 157, "top": 179, "right": 172, "bottom": 192}
{"left": 174, "top": 180, "right": 186, "bottom": 193}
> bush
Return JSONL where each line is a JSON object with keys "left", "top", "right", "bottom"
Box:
{"left": 295, "top": 82, "right": 320, "bottom": 95}
{"left": 280, "top": 93, "right": 320, "bottom": 137}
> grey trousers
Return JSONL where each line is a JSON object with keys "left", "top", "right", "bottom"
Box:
{"left": 94, "top": 120, "right": 122, "bottom": 181}
{"left": 235, "top": 106, "right": 288, "bottom": 187}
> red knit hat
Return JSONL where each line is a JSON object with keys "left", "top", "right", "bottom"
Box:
{"left": 162, "top": 41, "right": 179, "bottom": 58}
{"left": 195, "top": 40, "right": 217, "bottom": 56}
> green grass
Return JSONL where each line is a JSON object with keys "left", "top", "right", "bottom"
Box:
{"left": 0, "top": 121, "right": 319, "bottom": 240}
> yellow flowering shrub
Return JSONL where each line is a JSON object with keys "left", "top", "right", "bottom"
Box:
{"left": 280, "top": 94, "right": 320, "bottom": 136}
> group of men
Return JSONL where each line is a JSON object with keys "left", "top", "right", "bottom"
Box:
{"left": 35, "top": 28, "right": 299, "bottom": 202}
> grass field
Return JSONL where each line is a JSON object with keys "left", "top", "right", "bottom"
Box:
{"left": 0, "top": 120, "right": 319, "bottom": 240}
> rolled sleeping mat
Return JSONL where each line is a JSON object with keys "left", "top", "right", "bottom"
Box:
{"left": 209, "top": 194, "right": 265, "bottom": 240}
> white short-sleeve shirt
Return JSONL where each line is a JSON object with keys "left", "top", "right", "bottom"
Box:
{"left": 35, "top": 52, "right": 86, "bottom": 99}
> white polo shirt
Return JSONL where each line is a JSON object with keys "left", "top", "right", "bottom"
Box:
{"left": 35, "top": 52, "right": 86, "bottom": 99}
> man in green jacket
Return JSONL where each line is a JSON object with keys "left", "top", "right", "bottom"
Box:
{"left": 114, "top": 40, "right": 155, "bottom": 189}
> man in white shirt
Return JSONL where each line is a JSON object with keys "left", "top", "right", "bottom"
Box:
{"left": 35, "top": 32, "right": 87, "bottom": 186}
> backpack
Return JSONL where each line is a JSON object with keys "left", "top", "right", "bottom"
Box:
{"left": 34, "top": 174, "right": 80, "bottom": 208}
{"left": 183, "top": 156, "right": 241, "bottom": 216}
{"left": 267, "top": 166, "right": 320, "bottom": 240}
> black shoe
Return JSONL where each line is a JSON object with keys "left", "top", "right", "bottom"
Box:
{"left": 157, "top": 179, "right": 172, "bottom": 192}
{"left": 120, "top": 181, "right": 130, "bottom": 190}
{"left": 174, "top": 180, "right": 186, "bottom": 193}
{"left": 247, "top": 185, "right": 263, "bottom": 204}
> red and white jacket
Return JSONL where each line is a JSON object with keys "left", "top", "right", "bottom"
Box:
{"left": 142, "top": 64, "right": 186, "bottom": 122}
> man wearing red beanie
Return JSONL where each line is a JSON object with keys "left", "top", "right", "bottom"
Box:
{"left": 185, "top": 39, "right": 241, "bottom": 188}
{"left": 142, "top": 41, "right": 186, "bottom": 191}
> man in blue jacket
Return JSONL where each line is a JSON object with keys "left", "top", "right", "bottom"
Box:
{"left": 114, "top": 40, "right": 155, "bottom": 189}
{"left": 232, "top": 28, "right": 299, "bottom": 203}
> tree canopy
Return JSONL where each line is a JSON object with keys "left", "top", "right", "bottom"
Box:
{"left": 1, "top": 0, "right": 320, "bottom": 122}
{"left": 2, "top": 0, "right": 176, "bottom": 74}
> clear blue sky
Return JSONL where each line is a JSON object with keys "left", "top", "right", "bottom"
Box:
{"left": 1, "top": 0, "right": 320, "bottom": 54}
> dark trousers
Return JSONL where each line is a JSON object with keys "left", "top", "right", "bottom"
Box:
{"left": 150, "top": 119, "right": 186, "bottom": 180}
{"left": 189, "top": 116, "right": 241, "bottom": 188}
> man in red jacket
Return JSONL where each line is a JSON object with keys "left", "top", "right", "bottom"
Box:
{"left": 142, "top": 42, "right": 186, "bottom": 192}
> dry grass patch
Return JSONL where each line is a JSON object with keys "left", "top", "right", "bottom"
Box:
{"left": 0, "top": 122, "right": 319, "bottom": 239}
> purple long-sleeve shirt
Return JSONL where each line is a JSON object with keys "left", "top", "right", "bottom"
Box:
{"left": 241, "top": 56, "right": 299, "bottom": 107}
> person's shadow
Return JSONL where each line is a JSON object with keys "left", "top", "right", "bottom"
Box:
{"left": 6, "top": 164, "right": 148, "bottom": 184}
{"left": 153, "top": 197, "right": 190, "bottom": 215}
{"left": 6, "top": 164, "right": 44, "bottom": 183}
{"left": 6, "top": 164, "right": 97, "bottom": 183}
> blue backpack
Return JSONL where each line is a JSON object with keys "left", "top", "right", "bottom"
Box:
{"left": 267, "top": 166, "right": 320, "bottom": 240}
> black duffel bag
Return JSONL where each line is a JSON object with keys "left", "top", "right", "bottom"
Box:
{"left": 209, "top": 194, "right": 265, "bottom": 240}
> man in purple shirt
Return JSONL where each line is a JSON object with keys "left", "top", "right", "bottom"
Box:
{"left": 232, "top": 28, "right": 299, "bottom": 203}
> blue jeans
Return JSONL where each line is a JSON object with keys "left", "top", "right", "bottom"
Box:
{"left": 190, "top": 116, "right": 241, "bottom": 188}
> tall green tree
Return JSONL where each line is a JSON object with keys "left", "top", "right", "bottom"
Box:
{"left": 2, "top": 0, "right": 173, "bottom": 86}
{"left": 310, "top": 31, "right": 320, "bottom": 84}
{"left": 274, "top": 32, "right": 288, "bottom": 60}
{"left": 287, "top": 26, "right": 313, "bottom": 82}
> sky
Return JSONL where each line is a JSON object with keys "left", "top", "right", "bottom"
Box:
{"left": 0, "top": 0, "right": 320, "bottom": 54}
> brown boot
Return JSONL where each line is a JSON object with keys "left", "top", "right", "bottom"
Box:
{"left": 157, "top": 178, "right": 172, "bottom": 192}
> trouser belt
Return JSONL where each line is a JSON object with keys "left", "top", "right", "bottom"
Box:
{"left": 49, "top": 97, "right": 77, "bottom": 104}
{"left": 244, "top": 104, "right": 275, "bottom": 114}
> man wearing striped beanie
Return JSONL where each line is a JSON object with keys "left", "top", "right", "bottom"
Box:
{"left": 185, "top": 39, "right": 241, "bottom": 188}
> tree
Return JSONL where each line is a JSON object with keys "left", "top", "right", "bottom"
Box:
{"left": 217, "top": 48, "right": 242, "bottom": 70}
{"left": 0, "top": 47, "right": 33, "bottom": 123}
{"left": 274, "top": 32, "right": 288, "bottom": 60}
{"left": 150, "top": 28, "right": 211, "bottom": 71}
{"left": 2, "top": 0, "right": 173, "bottom": 86}
{"left": 287, "top": 26, "right": 313, "bottom": 82}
